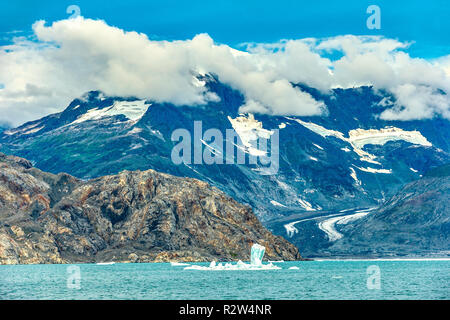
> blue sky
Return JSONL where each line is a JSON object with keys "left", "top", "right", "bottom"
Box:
{"left": 0, "top": 0, "right": 448, "bottom": 58}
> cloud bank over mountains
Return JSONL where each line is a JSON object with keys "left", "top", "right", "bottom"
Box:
{"left": 0, "top": 17, "right": 449, "bottom": 126}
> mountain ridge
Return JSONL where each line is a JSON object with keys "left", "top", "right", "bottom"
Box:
{"left": 2, "top": 77, "right": 448, "bottom": 223}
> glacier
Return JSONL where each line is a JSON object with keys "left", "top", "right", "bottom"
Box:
{"left": 318, "top": 208, "right": 375, "bottom": 241}
{"left": 288, "top": 117, "right": 433, "bottom": 166}
{"left": 71, "top": 100, "right": 151, "bottom": 124}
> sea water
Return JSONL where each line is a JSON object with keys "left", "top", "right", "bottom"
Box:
{"left": 0, "top": 260, "right": 448, "bottom": 300}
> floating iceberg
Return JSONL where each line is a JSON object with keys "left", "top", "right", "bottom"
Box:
{"left": 184, "top": 260, "right": 281, "bottom": 271}
{"left": 184, "top": 244, "right": 281, "bottom": 271}
{"left": 250, "top": 243, "right": 265, "bottom": 266}
{"left": 170, "top": 262, "right": 190, "bottom": 266}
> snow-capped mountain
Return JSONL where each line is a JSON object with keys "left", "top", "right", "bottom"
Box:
{"left": 1, "top": 74, "right": 449, "bottom": 224}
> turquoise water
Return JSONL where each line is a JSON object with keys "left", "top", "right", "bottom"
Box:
{"left": 0, "top": 260, "right": 448, "bottom": 300}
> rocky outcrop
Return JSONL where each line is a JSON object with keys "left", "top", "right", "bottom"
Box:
{"left": 0, "top": 153, "right": 302, "bottom": 264}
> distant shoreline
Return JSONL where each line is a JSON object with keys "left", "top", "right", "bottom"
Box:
{"left": 311, "top": 257, "right": 450, "bottom": 261}
{"left": 2, "top": 258, "right": 450, "bottom": 267}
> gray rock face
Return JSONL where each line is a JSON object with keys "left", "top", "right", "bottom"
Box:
{"left": 0, "top": 153, "right": 301, "bottom": 264}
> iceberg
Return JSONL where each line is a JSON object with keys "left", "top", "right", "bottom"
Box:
{"left": 183, "top": 243, "right": 281, "bottom": 271}
{"left": 250, "top": 243, "right": 265, "bottom": 266}
{"left": 170, "top": 262, "right": 190, "bottom": 266}
{"left": 183, "top": 260, "right": 281, "bottom": 271}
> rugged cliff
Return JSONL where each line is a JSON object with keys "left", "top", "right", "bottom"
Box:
{"left": 0, "top": 153, "right": 301, "bottom": 264}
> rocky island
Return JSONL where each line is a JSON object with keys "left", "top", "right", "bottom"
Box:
{"left": 0, "top": 153, "right": 301, "bottom": 264}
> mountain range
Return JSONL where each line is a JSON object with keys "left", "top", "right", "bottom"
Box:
{"left": 0, "top": 74, "right": 449, "bottom": 258}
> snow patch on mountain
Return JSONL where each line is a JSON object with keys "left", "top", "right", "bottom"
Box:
{"left": 192, "top": 76, "right": 206, "bottom": 88}
{"left": 270, "top": 200, "right": 287, "bottom": 207}
{"left": 349, "top": 167, "right": 361, "bottom": 185}
{"left": 288, "top": 117, "right": 345, "bottom": 140}
{"left": 290, "top": 118, "right": 432, "bottom": 166}
{"left": 348, "top": 127, "right": 432, "bottom": 149}
{"left": 72, "top": 100, "right": 150, "bottom": 124}
{"left": 271, "top": 177, "right": 319, "bottom": 211}
{"left": 127, "top": 127, "right": 143, "bottom": 135}
{"left": 297, "top": 198, "right": 315, "bottom": 211}
{"left": 355, "top": 166, "right": 392, "bottom": 174}
{"left": 313, "top": 143, "right": 324, "bottom": 150}
{"left": 228, "top": 113, "right": 273, "bottom": 156}
{"left": 284, "top": 221, "right": 299, "bottom": 237}
{"left": 130, "top": 143, "right": 143, "bottom": 150}
{"left": 22, "top": 125, "right": 45, "bottom": 135}
{"left": 4, "top": 121, "right": 44, "bottom": 136}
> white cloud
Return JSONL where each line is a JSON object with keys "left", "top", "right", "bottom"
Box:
{"left": 0, "top": 18, "right": 449, "bottom": 126}
{"left": 433, "top": 55, "right": 450, "bottom": 77}
{"left": 244, "top": 40, "right": 334, "bottom": 91}
{"left": 312, "top": 36, "right": 450, "bottom": 119}
{"left": 380, "top": 84, "right": 450, "bottom": 120}
{"left": 0, "top": 18, "right": 324, "bottom": 126}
